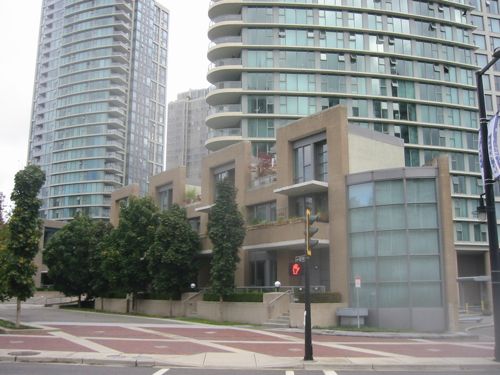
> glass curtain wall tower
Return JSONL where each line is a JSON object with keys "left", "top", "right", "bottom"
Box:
{"left": 206, "top": 0, "right": 490, "bottom": 299}
{"left": 28, "top": 0, "right": 168, "bottom": 220}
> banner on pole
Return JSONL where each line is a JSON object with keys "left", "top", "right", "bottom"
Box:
{"left": 479, "top": 112, "right": 500, "bottom": 182}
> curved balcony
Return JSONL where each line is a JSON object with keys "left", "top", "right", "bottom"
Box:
{"left": 206, "top": 82, "right": 242, "bottom": 106}
{"left": 206, "top": 104, "right": 242, "bottom": 129}
{"left": 207, "top": 63, "right": 242, "bottom": 84}
{"left": 208, "top": 19, "right": 243, "bottom": 41}
{"left": 205, "top": 128, "right": 242, "bottom": 151}
{"left": 207, "top": 37, "right": 242, "bottom": 62}
{"left": 208, "top": 0, "right": 243, "bottom": 20}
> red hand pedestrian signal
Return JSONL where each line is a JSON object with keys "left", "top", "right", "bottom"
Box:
{"left": 290, "top": 262, "right": 302, "bottom": 276}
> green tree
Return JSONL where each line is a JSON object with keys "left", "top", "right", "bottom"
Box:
{"left": 107, "top": 197, "right": 158, "bottom": 306}
{"left": 43, "top": 214, "right": 112, "bottom": 305}
{"left": 207, "top": 179, "right": 245, "bottom": 300}
{"left": 4, "top": 165, "right": 45, "bottom": 327}
{"left": 148, "top": 204, "right": 200, "bottom": 300}
{"left": 0, "top": 224, "right": 9, "bottom": 301}
{"left": 0, "top": 192, "right": 5, "bottom": 225}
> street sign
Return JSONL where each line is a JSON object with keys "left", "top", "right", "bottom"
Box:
{"left": 355, "top": 276, "right": 361, "bottom": 288}
{"left": 295, "top": 255, "right": 306, "bottom": 263}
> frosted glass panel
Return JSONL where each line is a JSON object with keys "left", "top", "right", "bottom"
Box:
{"left": 349, "top": 183, "right": 373, "bottom": 208}
{"left": 354, "top": 283, "right": 377, "bottom": 308}
{"left": 378, "top": 283, "right": 409, "bottom": 307}
{"left": 407, "top": 203, "right": 437, "bottom": 229}
{"left": 377, "top": 230, "right": 407, "bottom": 256}
{"left": 351, "top": 258, "right": 376, "bottom": 282}
{"left": 350, "top": 207, "right": 374, "bottom": 232}
{"left": 375, "top": 180, "right": 404, "bottom": 205}
{"left": 376, "top": 205, "right": 405, "bottom": 230}
{"left": 410, "top": 256, "right": 441, "bottom": 281}
{"left": 411, "top": 282, "right": 442, "bottom": 307}
{"left": 351, "top": 232, "right": 376, "bottom": 257}
{"left": 407, "top": 179, "right": 436, "bottom": 203}
{"left": 408, "top": 230, "right": 439, "bottom": 254}
{"left": 378, "top": 257, "right": 408, "bottom": 282}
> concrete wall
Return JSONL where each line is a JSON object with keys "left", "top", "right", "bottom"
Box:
{"left": 290, "top": 302, "right": 347, "bottom": 328}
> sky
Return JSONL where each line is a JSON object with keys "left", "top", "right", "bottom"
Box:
{"left": 0, "top": 0, "right": 210, "bottom": 212}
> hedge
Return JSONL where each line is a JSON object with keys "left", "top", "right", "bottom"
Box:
{"left": 203, "top": 292, "right": 263, "bottom": 302}
{"left": 294, "top": 292, "right": 341, "bottom": 303}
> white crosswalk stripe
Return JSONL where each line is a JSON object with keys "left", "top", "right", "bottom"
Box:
{"left": 323, "top": 371, "right": 338, "bottom": 375}
{"left": 152, "top": 369, "right": 169, "bottom": 375}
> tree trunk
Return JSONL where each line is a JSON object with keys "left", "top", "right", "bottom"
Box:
{"left": 15, "top": 299, "right": 21, "bottom": 328}
{"left": 78, "top": 295, "right": 81, "bottom": 308}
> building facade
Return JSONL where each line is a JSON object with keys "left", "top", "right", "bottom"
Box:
{"left": 111, "top": 105, "right": 459, "bottom": 331}
{"left": 28, "top": 0, "right": 169, "bottom": 220}
{"left": 166, "top": 88, "right": 210, "bottom": 185}
{"left": 206, "top": 0, "right": 495, "bottom": 311}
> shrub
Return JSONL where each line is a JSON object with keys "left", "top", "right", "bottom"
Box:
{"left": 203, "top": 292, "right": 263, "bottom": 302}
{"left": 294, "top": 292, "right": 341, "bottom": 303}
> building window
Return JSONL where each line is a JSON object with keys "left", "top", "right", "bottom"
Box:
{"left": 158, "top": 184, "right": 173, "bottom": 211}
{"left": 247, "top": 201, "right": 277, "bottom": 224}
{"left": 293, "top": 135, "right": 327, "bottom": 183}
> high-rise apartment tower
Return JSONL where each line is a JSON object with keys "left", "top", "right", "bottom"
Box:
{"left": 166, "top": 88, "right": 210, "bottom": 185}
{"left": 28, "top": 0, "right": 169, "bottom": 220}
{"left": 206, "top": 0, "right": 492, "bottom": 299}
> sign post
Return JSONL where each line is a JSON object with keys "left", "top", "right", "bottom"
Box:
{"left": 355, "top": 276, "right": 361, "bottom": 329}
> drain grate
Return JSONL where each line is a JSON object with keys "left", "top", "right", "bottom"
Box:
{"left": 8, "top": 351, "right": 40, "bottom": 357}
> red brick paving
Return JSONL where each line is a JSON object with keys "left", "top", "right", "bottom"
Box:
{"left": 280, "top": 332, "right": 413, "bottom": 343}
{"left": 219, "top": 341, "right": 380, "bottom": 357}
{"left": 47, "top": 324, "right": 164, "bottom": 339}
{"left": 0, "top": 335, "right": 95, "bottom": 352}
{"left": 90, "top": 338, "right": 228, "bottom": 355}
{"left": 349, "top": 342, "right": 494, "bottom": 358}
{"left": 144, "top": 327, "right": 286, "bottom": 341}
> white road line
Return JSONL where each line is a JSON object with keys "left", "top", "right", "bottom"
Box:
{"left": 285, "top": 371, "right": 294, "bottom": 375}
{"left": 323, "top": 371, "right": 338, "bottom": 375}
{"left": 152, "top": 369, "right": 169, "bottom": 375}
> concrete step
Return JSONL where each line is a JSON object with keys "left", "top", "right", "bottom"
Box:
{"left": 263, "top": 313, "right": 290, "bottom": 328}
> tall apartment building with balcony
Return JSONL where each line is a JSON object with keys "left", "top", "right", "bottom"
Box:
{"left": 166, "top": 88, "right": 210, "bottom": 185}
{"left": 206, "top": 0, "right": 496, "bottom": 304}
{"left": 28, "top": 0, "right": 169, "bottom": 220}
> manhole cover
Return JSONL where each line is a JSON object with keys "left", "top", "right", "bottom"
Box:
{"left": 9, "top": 340, "right": 24, "bottom": 344}
{"left": 8, "top": 351, "right": 40, "bottom": 357}
{"left": 154, "top": 345, "right": 169, "bottom": 349}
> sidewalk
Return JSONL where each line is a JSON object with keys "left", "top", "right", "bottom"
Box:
{"left": 1, "top": 304, "right": 499, "bottom": 371}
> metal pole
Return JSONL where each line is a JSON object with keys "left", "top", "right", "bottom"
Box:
{"left": 304, "top": 255, "right": 313, "bottom": 361}
{"left": 476, "top": 68, "right": 500, "bottom": 362}
{"left": 356, "top": 286, "right": 360, "bottom": 329}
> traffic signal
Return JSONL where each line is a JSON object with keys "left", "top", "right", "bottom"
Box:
{"left": 305, "top": 208, "right": 319, "bottom": 256}
{"left": 290, "top": 262, "right": 302, "bottom": 276}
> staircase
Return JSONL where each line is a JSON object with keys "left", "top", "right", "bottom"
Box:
{"left": 263, "top": 312, "right": 290, "bottom": 329}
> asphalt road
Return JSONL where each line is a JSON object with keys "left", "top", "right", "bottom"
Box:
{"left": 1, "top": 363, "right": 500, "bottom": 375}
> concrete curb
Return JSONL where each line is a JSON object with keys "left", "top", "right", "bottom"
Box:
{"left": 1, "top": 353, "right": 500, "bottom": 371}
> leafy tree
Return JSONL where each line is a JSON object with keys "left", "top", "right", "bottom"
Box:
{"left": 0, "top": 192, "right": 5, "bottom": 225}
{"left": 4, "top": 165, "right": 45, "bottom": 327}
{"left": 107, "top": 196, "right": 158, "bottom": 302}
{"left": 0, "top": 224, "right": 9, "bottom": 301}
{"left": 148, "top": 204, "right": 200, "bottom": 300}
{"left": 207, "top": 179, "right": 245, "bottom": 300}
{"left": 43, "top": 214, "right": 112, "bottom": 305}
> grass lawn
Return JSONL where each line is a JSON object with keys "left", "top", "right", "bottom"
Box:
{"left": 0, "top": 318, "right": 33, "bottom": 330}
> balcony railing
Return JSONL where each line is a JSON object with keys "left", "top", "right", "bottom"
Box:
{"left": 209, "top": 104, "right": 242, "bottom": 115}
{"left": 208, "top": 128, "right": 242, "bottom": 138}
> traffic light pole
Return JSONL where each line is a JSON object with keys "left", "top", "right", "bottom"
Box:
{"left": 304, "top": 254, "right": 313, "bottom": 361}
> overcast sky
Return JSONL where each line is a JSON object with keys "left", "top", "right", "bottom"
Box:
{"left": 0, "top": 0, "right": 210, "bottom": 211}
